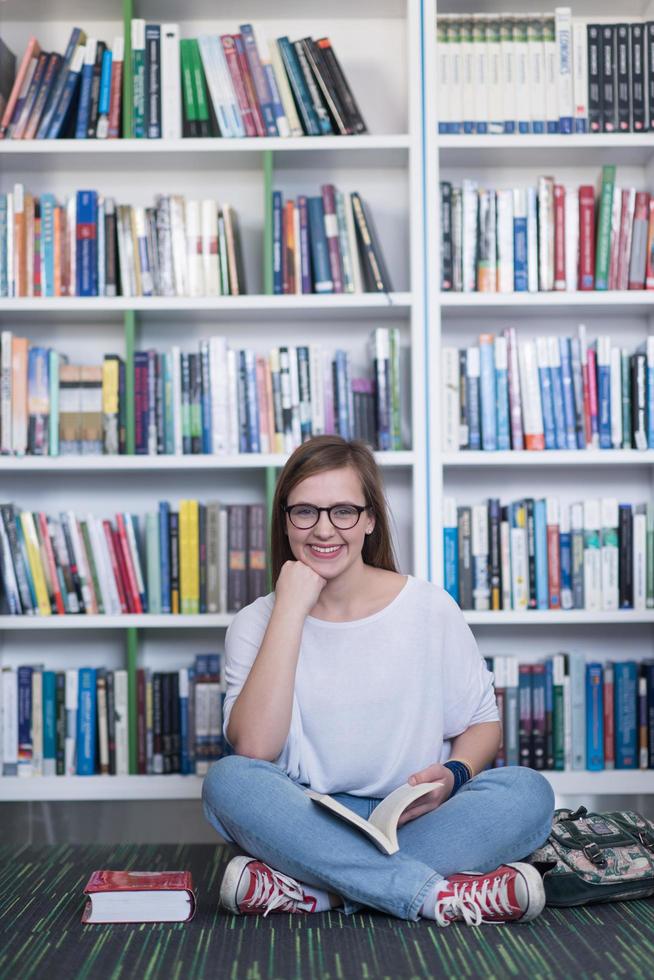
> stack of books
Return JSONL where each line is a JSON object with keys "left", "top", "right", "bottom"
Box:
{"left": 0, "top": 500, "right": 267, "bottom": 617}
{"left": 437, "top": 10, "right": 654, "bottom": 135}
{"left": 443, "top": 495, "right": 654, "bottom": 612}
{"left": 0, "top": 23, "right": 366, "bottom": 141}
{"left": 0, "top": 330, "right": 403, "bottom": 457}
{"left": 0, "top": 187, "right": 245, "bottom": 299}
{"left": 440, "top": 166, "right": 654, "bottom": 293}
{"left": 0, "top": 654, "right": 230, "bottom": 778}
{"left": 442, "top": 328, "right": 654, "bottom": 453}
{"left": 485, "top": 653, "right": 654, "bottom": 771}
{"left": 272, "top": 187, "right": 392, "bottom": 294}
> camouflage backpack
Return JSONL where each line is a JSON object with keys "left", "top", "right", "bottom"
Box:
{"left": 524, "top": 805, "right": 654, "bottom": 907}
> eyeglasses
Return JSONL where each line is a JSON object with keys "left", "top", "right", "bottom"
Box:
{"left": 284, "top": 504, "right": 370, "bottom": 530}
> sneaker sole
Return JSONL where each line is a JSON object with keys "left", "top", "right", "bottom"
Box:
{"left": 505, "top": 862, "right": 546, "bottom": 922}
{"left": 219, "top": 855, "right": 255, "bottom": 914}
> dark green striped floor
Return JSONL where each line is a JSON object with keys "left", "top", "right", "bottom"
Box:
{"left": 1, "top": 844, "right": 653, "bottom": 980}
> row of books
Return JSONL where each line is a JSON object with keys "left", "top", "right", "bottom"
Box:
{"left": 0, "top": 501, "right": 267, "bottom": 617}
{"left": 0, "top": 187, "right": 245, "bottom": 299}
{"left": 0, "top": 23, "right": 365, "bottom": 141}
{"left": 0, "top": 656, "right": 230, "bottom": 778}
{"left": 440, "top": 167, "right": 654, "bottom": 294}
{"left": 272, "top": 188, "right": 392, "bottom": 295}
{"left": 442, "top": 328, "right": 654, "bottom": 453}
{"left": 443, "top": 496, "right": 654, "bottom": 612}
{"left": 485, "top": 654, "right": 654, "bottom": 771}
{"left": 0, "top": 330, "right": 403, "bottom": 457}
{"left": 437, "top": 11, "right": 654, "bottom": 135}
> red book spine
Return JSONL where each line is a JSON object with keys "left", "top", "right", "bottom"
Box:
{"left": 221, "top": 35, "right": 257, "bottom": 137}
{"left": 553, "top": 185, "right": 566, "bottom": 290}
{"left": 38, "top": 512, "right": 65, "bottom": 614}
{"left": 137, "top": 668, "right": 147, "bottom": 774}
{"left": 233, "top": 34, "right": 265, "bottom": 137}
{"left": 321, "top": 183, "right": 344, "bottom": 293}
{"left": 115, "top": 514, "right": 143, "bottom": 613}
{"left": 102, "top": 520, "right": 128, "bottom": 613}
{"left": 587, "top": 346, "right": 599, "bottom": 446}
{"left": 107, "top": 57, "right": 123, "bottom": 139}
{"left": 578, "top": 185, "right": 596, "bottom": 289}
{"left": 603, "top": 669, "right": 615, "bottom": 767}
{"left": 280, "top": 203, "right": 288, "bottom": 294}
{"left": 0, "top": 37, "right": 41, "bottom": 138}
{"left": 547, "top": 522, "right": 561, "bottom": 610}
{"left": 646, "top": 200, "right": 654, "bottom": 289}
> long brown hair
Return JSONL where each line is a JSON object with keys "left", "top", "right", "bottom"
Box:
{"left": 270, "top": 435, "right": 399, "bottom": 587}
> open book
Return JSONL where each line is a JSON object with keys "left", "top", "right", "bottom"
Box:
{"left": 306, "top": 780, "right": 445, "bottom": 855}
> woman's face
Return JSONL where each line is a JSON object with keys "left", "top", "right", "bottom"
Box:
{"left": 285, "top": 466, "right": 375, "bottom": 581}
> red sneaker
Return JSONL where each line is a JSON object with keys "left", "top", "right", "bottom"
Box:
{"left": 220, "top": 856, "right": 317, "bottom": 916}
{"left": 434, "top": 862, "right": 546, "bottom": 927}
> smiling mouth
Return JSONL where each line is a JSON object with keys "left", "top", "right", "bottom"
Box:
{"left": 307, "top": 544, "right": 344, "bottom": 557}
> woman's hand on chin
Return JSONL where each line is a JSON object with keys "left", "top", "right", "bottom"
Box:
{"left": 275, "top": 559, "right": 328, "bottom": 617}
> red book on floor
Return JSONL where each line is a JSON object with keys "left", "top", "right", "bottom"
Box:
{"left": 82, "top": 870, "right": 196, "bottom": 923}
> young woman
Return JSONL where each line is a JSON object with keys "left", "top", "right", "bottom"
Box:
{"left": 202, "top": 436, "right": 555, "bottom": 925}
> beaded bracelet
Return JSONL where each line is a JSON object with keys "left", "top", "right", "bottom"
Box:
{"left": 443, "top": 759, "right": 473, "bottom": 797}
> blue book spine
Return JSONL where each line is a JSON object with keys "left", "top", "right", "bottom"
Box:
{"left": 443, "top": 528, "right": 459, "bottom": 602}
{"left": 40, "top": 193, "right": 56, "bottom": 297}
{"left": 575, "top": 116, "right": 588, "bottom": 133}
{"left": 158, "top": 501, "right": 171, "bottom": 613}
{"left": 495, "top": 347, "right": 510, "bottom": 451}
{"left": 272, "top": 191, "right": 283, "bottom": 295}
{"left": 534, "top": 499, "right": 549, "bottom": 609}
{"left": 200, "top": 343, "right": 211, "bottom": 454}
{"left": 47, "top": 56, "right": 83, "bottom": 138}
{"left": 75, "top": 190, "right": 98, "bottom": 297}
{"left": 276, "top": 36, "right": 320, "bottom": 135}
{"left": 586, "top": 663, "right": 605, "bottom": 770}
{"left": 646, "top": 661, "right": 654, "bottom": 769}
{"left": 537, "top": 357, "right": 557, "bottom": 449}
{"left": 14, "top": 518, "right": 37, "bottom": 608}
{"left": 549, "top": 348, "right": 567, "bottom": 450}
{"left": 547, "top": 119, "right": 559, "bottom": 133}
{"left": 0, "top": 195, "right": 7, "bottom": 297}
{"left": 559, "top": 337, "right": 578, "bottom": 450}
{"left": 17, "top": 665, "right": 33, "bottom": 775}
{"left": 263, "top": 62, "right": 286, "bottom": 133}
{"left": 179, "top": 669, "right": 190, "bottom": 775}
{"left": 598, "top": 344, "right": 612, "bottom": 449}
{"left": 37, "top": 28, "right": 82, "bottom": 138}
{"left": 545, "top": 658, "right": 554, "bottom": 765}
{"left": 43, "top": 670, "right": 57, "bottom": 773}
{"left": 307, "top": 197, "right": 333, "bottom": 293}
{"left": 240, "top": 24, "right": 277, "bottom": 136}
{"left": 98, "top": 48, "right": 112, "bottom": 115}
{"left": 614, "top": 661, "right": 638, "bottom": 768}
{"left": 243, "top": 350, "right": 260, "bottom": 453}
{"left": 75, "top": 47, "right": 95, "bottom": 138}
{"left": 560, "top": 526, "right": 573, "bottom": 609}
{"left": 163, "top": 352, "right": 174, "bottom": 455}
{"left": 467, "top": 376, "right": 481, "bottom": 451}
{"left": 298, "top": 196, "right": 311, "bottom": 294}
{"left": 334, "top": 350, "right": 351, "bottom": 439}
{"left": 76, "top": 667, "right": 97, "bottom": 775}
{"left": 479, "top": 339, "right": 497, "bottom": 451}
{"left": 513, "top": 217, "right": 528, "bottom": 291}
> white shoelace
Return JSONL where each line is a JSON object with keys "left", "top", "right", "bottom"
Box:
{"left": 244, "top": 865, "right": 309, "bottom": 917}
{"left": 434, "top": 872, "right": 515, "bottom": 927}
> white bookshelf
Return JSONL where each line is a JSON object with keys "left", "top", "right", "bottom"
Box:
{"left": 0, "top": 1, "right": 429, "bottom": 806}
{"left": 427, "top": 0, "right": 654, "bottom": 801}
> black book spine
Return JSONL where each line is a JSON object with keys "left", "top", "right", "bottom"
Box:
{"left": 156, "top": 352, "right": 165, "bottom": 455}
{"left": 316, "top": 37, "right": 367, "bottom": 134}
{"left": 632, "top": 352, "right": 647, "bottom": 449}
{"left": 87, "top": 41, "right": 106, "bottom": 138}
{"left": 59, "top": 514, "right": 86, "bottom": 613}
{"left": 227, "top": 504, "right": 248, "bottom": 612}
{"left": 525, "top": 498, "right": 537, "bottom": 609}
{"left": 161, "top": 671, "right": 172, "bottom": 774}
{"left": 600, "top": 24, "right": 617, "bottom": 132}
{"left": 118, "top": 358, "right": 126, "bottom": 454}
{"left": 350, "top": 191, "right": 392, "bottom": 292}
{"left": 457, "top": 506, "right": 472, "bottom": 610}
{"left": 518, "top": 665, "right": 533, "bottom": 767}
{"left": 458, "top": 349, "right": 469, "bottom": 449}
{"left": 170, "top": 671, "right": 180, "bottom": 773}
{"left": 238, "top": 351, "right": 249, "bottom": 452}
{"left": 488, "top": 497, "right": 502, "bottom": 611}
{"left": 616, "top": 24, "right": 631, "bottom": 131}
{"left": 440, "top": 181, "right": 453, "bottom": 290}
{"left": 587, "top": 24, "right": 603, "bottom": 133}
{"left": 169, "top": 511, "right": 180, "bottom": 614}
{"left": 55, "top": 671, "right": 66, "bottom": 775}
{"left": 647, "top": 23, "right": 654, "bottom": 131}
{"left": 247, "top": 503, "right": 267, "bottom": 604}
{"left": 145, "top": 24, "right": 161, "bottom": 138}
{"left": 106, "top": 669, "right": 116, "bottom": 775}
{"left": 1, "top": 504, "right": 33, "bottom": 613}
{"left": 304, "top": 38, "right": 351, "bottom": 135}
{"left": 153, "top": 672, "right": 163, "bottom": 773}
{"left": 531, "top": 664, "right": 546, "bottom": 770}
{"left": 630, "top": 24, "right": 646, "bottom": 131}
{"left": 619, "top": 504, "right": 634, "bottom": 609}
{"left": 104, "top": 200, "right": 117, "bottom": 297}
{"left": 181, "top": 353, "right": 191, "bottom": 454}
{"left": 198, "top": 502, "right": 207, "bottom": 614}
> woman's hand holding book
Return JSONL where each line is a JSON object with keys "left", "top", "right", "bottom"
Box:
{"left": 398, "top": 764, "right": 456, "bottom": 826}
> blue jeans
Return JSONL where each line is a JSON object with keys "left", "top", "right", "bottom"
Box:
{"left": 202, "top": 756, "right": 555, "bottom": 921}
